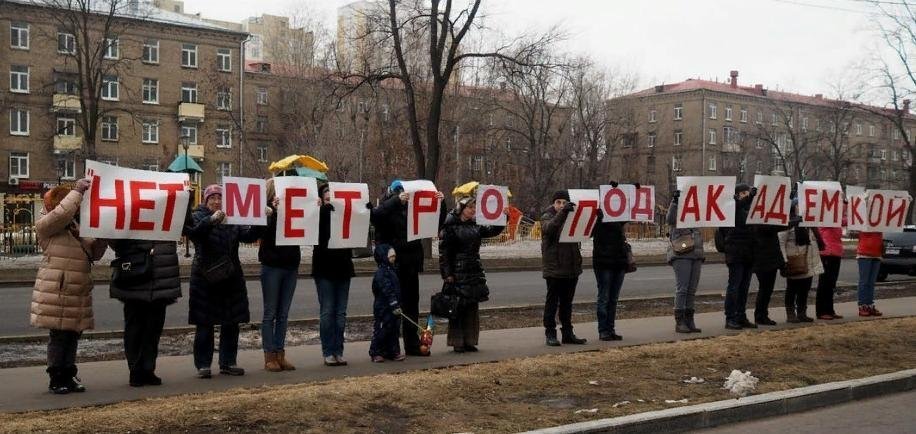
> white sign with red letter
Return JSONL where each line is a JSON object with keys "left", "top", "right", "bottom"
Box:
{"left": 675, "top": 176, "right": 736, "bottom": 228}
{"left": 865, "top": 190, "right": 912, "bottom": 233}
{"left": 403, "top": 180, "right": 441, "bottom": 241}
{"left": 846, "top": 185, "right": 867, "bottom": 231}
{"left": 747, "top": 175, "right": 791, "bottom": 226}
{"left": 274, "top": 176, "right": 320, "bottom": 246}
{"left": 222, "top": 177, "right": 267, "bottom": 226}
{"left": 79, "top": 160, "right": 191, "bottom": 241}
{"left": 598, "top": 184, "right": 635, "bottom": 222}
{"left": 631, "top": 185, "right": 655, "bottom": 222}
{"left": 327, "top": 182, "right": 370, "bottom": 249}
{"left": 560, "top": 189, "right": 599, "bottom": 243}
{"left": 799, "top": 181, "right": 843, "bottom": 228}
{"left": 475, "top": 184, "right": 508, "bottom": 226}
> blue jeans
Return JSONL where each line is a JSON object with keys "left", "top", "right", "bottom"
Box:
{"left": 316, "top": 277, "right": 351, "bottom": 357}
{"left": 857, "top": 258, "right": 881, "bottom": 306}
{"left": 260, "top": 265, "right": 298, "bottom": 353}
{"left": 724, "top": 262, "right": 754, "bottom": 322}
{"left": 594, "top": 268, "right": 626, "bottom": 334}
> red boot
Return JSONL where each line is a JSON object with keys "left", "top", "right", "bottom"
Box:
{"left": 858, "top": 305, "right": 872, "bottom": 317}
{"left": 869, "top": 305, "right": 883, "bottom": 317}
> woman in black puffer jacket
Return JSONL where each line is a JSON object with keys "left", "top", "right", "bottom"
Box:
{"left": 438, "top": 197, "right": 505, "bottom": 352}
{"left": 108, "top": 239, "right": 181, "bottom": 387}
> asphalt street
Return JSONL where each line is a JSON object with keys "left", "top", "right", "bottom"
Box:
{"left": 0, "top": 259, "right": 907, "bottom": 337}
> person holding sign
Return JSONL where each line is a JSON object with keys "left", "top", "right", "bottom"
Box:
{"left": 438, "top": 196, "right": 506, "bottom": 353}
{"left": 751, "top": 223, "right": 787, "bottom": 326}
{"left": 856, "top": 230, "right": 884, "bottom": 317}
{"left": 540, "top": 191, "right": 587, "bottom": 346}
{"left": 723, "top": 184, "right": 757, "bottom": 330}
{"left": 31, "top": 180, "right": 108, "bottom": 394}
{"left": 186, "top": 185, "right": 261, "bottom": 378}
{"left": 816, "top": 218, "right": 845, "bottom": 320}
{"left": 591, "top": 181, "right": 633, "bottom": 341}
{"left": 666, "top": 190, "right": 704, "bottom": 334}
{"left": 778, "top": 201, "right": 824, "bottom": 323}
{"left": 255, "top": 179, "right": 302, "bottom": 373}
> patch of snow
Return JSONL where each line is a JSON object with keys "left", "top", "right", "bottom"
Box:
{"left": 682, "top": 377, "right": 706, "bottom": 384}
{"left": 723, "top": 370, "right": 759, "bottom": 397}
{"left": 664, "top": 399, "right": 689, "bottom": 404}
{"left": 574, "top": 408, "right": 599, "bottom": 414}
{"left": 612, "top": 401, "right": 630, "bottom": 408}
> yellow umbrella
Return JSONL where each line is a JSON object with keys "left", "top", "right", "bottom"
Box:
{"left": 451, "top": 181, "right": 512, "bottom": 198}
{"left": 268, "top": 154, "right": 329, "bottom": 174}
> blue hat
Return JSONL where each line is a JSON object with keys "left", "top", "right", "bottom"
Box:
{"left": 389, "top": 179, "right": 403, "bottom": 192}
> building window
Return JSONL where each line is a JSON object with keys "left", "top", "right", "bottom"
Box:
{"left": 55, "top": 78, "right": 77, "bottom": 94}
{"left": 217, "top": 48, "right": 231, "bottom": 71}
{"left": 101, "top": 116, "right": 118, "bottom": 141}
{"left": 58, "top": 157, "right": 76, "bottom": 180}
{"left": 180, "top": 124, "right": 198, "bottom": 145}
{"left": 256, "top": 87, "right": 268, "bottom": 105}
{"left": 892, "top": 150, "right": 899, "bottom": 161}
{"left": 9, "top": 152, "right": 29, "bottom": 178}
{"left": 142, "top": 39, "right": 159, "bottom": 63}
{"left": 725, "top": 106, "right": 732, "bottom": 121}
{"left": 740, "top": 109, "right": 747, "bottom": 123}
{"left": 674, "top": 104, "right": 683, "bottom": 120}
{"left": 708, "top": 129, "right": 716, "bottom": 145}
{"left": 104, "top": 37, "right": 119, "bottom": 59}
{"left": 101, "top": 75, "right": 119, "bottom": 101}
{"left": 256, "top": 117, "right": 267, "bottom": 133}
{"left": 672, "top": 156, "right": 681, "bottom": 172}
{"left": 216, "top": 125, "right": 232, "bottom": 148}
{"left": 57, "top": 32, "right": 75, "bottom": 54}
{"left": 9, "top": 65, "right": 29, "bottom": 93}
{"left": 142, "top": 78, "right": 158, "bottom": 104}
{"left": 648, "top": 132, "right": 656, "bottom": 147}
{"left": 181, "top": 44, "right": 198, "bottom": 68}
{"left": 144, "top": 161, "right": 159, "bottom": 172}
{"left": 381, "top": 103, "right": 390, "bottom": 121}
{"left": 674, "top": 131, "right": 682, "bottom": 146}
{"left": 771, "top": 112, "right": 778, "bottom": 126}
{"left": 217, "top": 162, "right": 232, "bottom": 182}
{"left": 216, "top": 88, "right": 231, "bottom": 110}
{"left": 9, "top": 109, "right": 29, "bottom": 136}
{"left": 801, "top": 117, "right": 809, "bottom": 131}
{"left": 893, "top": 128, "right": 901, "bottom": 140}
{"left": 648, "top": 109, "right": 657, "bottom": 123}
{"left": 10, "top": 22, "right": 29, "bottom": 50}
{"left": 181, "top": 82, "right": 198, "bottom": 103}
{"left": 724, "top": 126, "right": 739, "bottom": 144}
{"left": 756, "top": 111, "right": 763, "bottom": 124}
{"left": 56, "top": 117, "right": 75, "bottom": 136}
{"left": 142, "top": 120, "right": 159, "bottom": 144}
{"left": 756, "top": 161, "right": 763, "bottom": 174}
{"left": 756, "top": 138, "right": 764, "bottom": 149}
{"left": 708, "top": 156, "right": 717, "bottom": 171}
{"left": 257, "top": 144, "right": 268, "bottom": 162}
{"left": 869, "top": 125, "right": 876, "bottom": 137}
{"left": 708, "top": 103, "right": 717, "bottom": 119}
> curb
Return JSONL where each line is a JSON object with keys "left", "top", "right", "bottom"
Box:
{"left": 523, "top": 369, "right": 916, "bottom": 434}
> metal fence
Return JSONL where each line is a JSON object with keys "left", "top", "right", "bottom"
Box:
{"left": 0, "top": 226, "right": 41, "bottom": 256}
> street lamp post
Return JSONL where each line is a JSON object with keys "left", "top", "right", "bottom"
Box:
{"left": 180, "top": 135, "right": 191, "bottom": 258}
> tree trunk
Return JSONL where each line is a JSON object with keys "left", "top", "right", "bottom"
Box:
{"left": 425, "top": 82, "right": 446, "bottom": 182}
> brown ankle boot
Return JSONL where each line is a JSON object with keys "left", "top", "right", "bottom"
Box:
{"left": 277, "top": 350, "right": 296, "bottom": 371}
{"left": 264, "top": 352, "right": 282, "bottom": 372}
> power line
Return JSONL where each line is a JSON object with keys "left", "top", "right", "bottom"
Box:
{"left": 768, "top": 0, "right": 873, "bottom": 14}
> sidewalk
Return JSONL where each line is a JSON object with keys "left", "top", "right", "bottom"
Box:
{"left": 1, "top": 297, "right": 913, "bottom": 414}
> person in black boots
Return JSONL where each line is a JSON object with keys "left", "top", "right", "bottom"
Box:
{"left": 591, "top": 181, "right": 631, "bottom": 341}
{"left": 370, "top": 180, "right": 446, "bottom": 357}
{"left": 723, "top": 183, "right": 757, "bottom": 330}
{"left": 540, "top": 190, "right": 587, "bottom": 346}
{"left": 751, "top": 222, "right": 786, "bottom": 326}
{"left": 108, "top": 239, "right": 181, "bottom": 387}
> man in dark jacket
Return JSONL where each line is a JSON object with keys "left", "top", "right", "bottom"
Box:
{"left": 108, "top": 239, "right": 181, "bottom": 387}
{"left": 724, "top": 183, "right": 757, "bottom": 330}
{"left": 370, "top": 180, "right": 446, "bottom": 356}
{"left": 591, "top": 182, "right": 631, "bottom": 341}
{"left": 541, "top": 190, "right": 587, "bottom": 346}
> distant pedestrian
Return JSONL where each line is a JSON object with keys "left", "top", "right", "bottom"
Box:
{"left": 816, "top": 218, "right": 845, "bottom": 320}
{"left": 779, "top": 202, "right": 824, "bottom": 323}
{"left": 540, "top": 190, "right": 587, "bottom": 346}
{"left": 666, "top": 190, "right": 704, "bottom": 334}
{"left": 31, "top": 179, "right": 108, "bottom": 394}
{"left": 591, "top": 181, "right": 631, "bottom": 341}
{"left": 369, "top": 244, "right": 405, "bottom": 362}
{"left": 856, "top": 231, "right": 884, "bottom": 317}
{"left": 723, "top": 183, "right": 756, "bottom": 330}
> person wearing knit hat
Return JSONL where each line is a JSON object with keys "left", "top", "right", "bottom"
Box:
{"left": 667, "top": 189, "right": 706, "bottom": 334}
{"left": 722, "top": 182, "right": 757, "bottom": 330}
{"left": 203, "top": 184, "right": 223, "bottom": 204}
{"left": 540, "top": 190, "right": 587, "bottom": 346}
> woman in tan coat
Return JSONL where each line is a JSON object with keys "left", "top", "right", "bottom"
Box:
{"left": 30, "top": 179, "right": 108, "bottom": 394}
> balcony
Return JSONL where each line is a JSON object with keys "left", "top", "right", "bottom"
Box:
{"left": 186, "top": 145, "right": 205, "bottom": 159}
{"left": 51, "top": 94, "right": 81, "bottom": 112}
{"left": 53, "top": 135, "right": 82, "bottom": 152}
{"left": 178, "top": 103, "right": 205, "bottom": 122}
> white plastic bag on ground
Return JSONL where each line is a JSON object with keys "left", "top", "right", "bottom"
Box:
{"left": 723, "top": 369, "right": 759, "bottom": 397}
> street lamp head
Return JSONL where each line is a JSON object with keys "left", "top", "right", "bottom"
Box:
{"left": 180, "top": 134, "right": 190, "bottom": 151}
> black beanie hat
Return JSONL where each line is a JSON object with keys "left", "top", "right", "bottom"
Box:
{"left": 735, "top": 183, "right": 751, "bottom": 194}
{"left": 552, "top": 190, "right": 570, "bottom": 202}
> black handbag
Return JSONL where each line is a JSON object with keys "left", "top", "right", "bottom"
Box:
{"left": 203, "top": 256, "right": 238, "bottom": 284}
{"left": 430, "top": 283, "right": 460, "bottom": 319}
{"left": 624, "top": 242, "right": 637, "bottom": 274}
{"left": 111, "top": 249, "right": 153, "bottom": 287}
{"left": 458, "top": 283, "right": 490, "bottom": 303}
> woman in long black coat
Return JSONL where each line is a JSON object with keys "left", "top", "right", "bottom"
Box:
{"left": 186, "top": 185, "right": 259, "bottom": 378}
{"left": 438, "top": 197, "right": 505, "bottom": 353}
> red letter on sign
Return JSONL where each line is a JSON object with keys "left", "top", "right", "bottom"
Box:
{"left": 822, "top": 190, "right": 840, "bottom": 225}
{"left": 603, "top": 188, "right": 627, "bottom": 219}
{"left": 334, "top": 190, "right": 362, "bottom": 239}
{"left": 412, "top": 191, "right": 439, "bottom": 236}
{"left": 89, "top": 175, "right": 126, "bottom": 229}
{"left": 850, "top": 196, "right": 865, "bottom": 227}
{"left": 705, "top": 184, "right": 726, "bottom": 221}
{"left": 480, "top": 188, "right": 504, "bottom": 220}
{"left": 749, "top": 185, "right": 768, "bottom": 221}
{"left": 804, "top": 188, "right": 818, "bottom": 223}
{"left": 158, "top": 183, "right": 184, "bottom": 232}
{"left": 766, "top": 185, "right": 788, "bottom": 224}
{"left": 226, "top": 182, "right": 261, "bottom": 219}
{"left": 631, "top": 187, "right": 653, "bottom": 220}
{"left": 284, "top": 188, "right": 307, "bottom": 238}
{"left": 868, "top": 193, "right": 885, "bottom": 227}
{"left": 129, "top": 181, "right": 156, "bottom": 231}
{"left": 887, "top": 197, "right": 907, "bottom": 228}
{"left": 680, "top": 186, "right": 700, "bottom": 222}
{"left": 569, "top": 200, "right": 599, "bottom": 237}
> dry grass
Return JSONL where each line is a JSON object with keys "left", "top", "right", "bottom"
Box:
{"left": 2, "top": 317, "right": 915, "bottom": 433}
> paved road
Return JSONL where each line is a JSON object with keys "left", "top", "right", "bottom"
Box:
{"left": 0, "top": 259, "right": 908, "bottom": 337}
{"left": 696, "top": 390, "right": 916, "bottom": 434}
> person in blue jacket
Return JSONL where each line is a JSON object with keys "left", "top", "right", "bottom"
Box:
{"left": 369, "top": 244, "right": 405, "bottom": 362}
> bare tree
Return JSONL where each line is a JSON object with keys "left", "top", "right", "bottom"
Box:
{"left": 745, "top": 99, "right": 824, "bottom": 181}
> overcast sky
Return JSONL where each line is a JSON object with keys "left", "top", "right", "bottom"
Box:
{"left": 179, "top": 0, "right": 883, "bottom": 97}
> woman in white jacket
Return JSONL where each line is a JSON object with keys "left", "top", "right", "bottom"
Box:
{"left": 779, "top": 203, "right": 824, "bottom": 323}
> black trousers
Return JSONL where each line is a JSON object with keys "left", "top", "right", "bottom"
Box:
{"left": 397, "top": 264, "right": 421, "bottom": 353}
{"left": 786, "top": 277, "right": 813, "bottom": 313}
{"left": 193, "top": 323, "right": 240, "bottom": 369}
{"left": 816, "top": 256, "right": 841, "bottom": 316}
{"left": 544, "top": 277, "right": 579, "bottom": 334}
{"left": 754, "top": 269, "right": 778, "bottom": 320}
{"left": 123, "top": 301, "right": 168, "bottom": 374}
{"left": 47, "top": 329, "right": 80, "bottom": 369}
